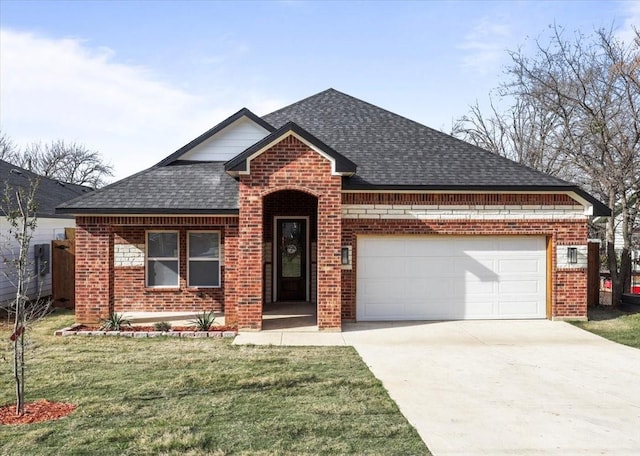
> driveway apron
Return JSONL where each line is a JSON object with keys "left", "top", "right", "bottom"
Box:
{"left": 342, "top": 320, "right": 640, "bottom": 456}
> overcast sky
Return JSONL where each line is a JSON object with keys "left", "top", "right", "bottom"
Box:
{"left": 1, "top": 0, "right": 638, "bottom": 181}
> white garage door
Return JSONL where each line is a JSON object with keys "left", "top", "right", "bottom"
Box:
{"left": 356, "top": 236, "right": 547, "bottom": 320}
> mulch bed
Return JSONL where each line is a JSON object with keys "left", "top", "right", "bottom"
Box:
{"left": 70, "top": 325, "right": 237, "bottom": 332}
{"left": 0, "top": 400, "right": 77, "bottom": 425}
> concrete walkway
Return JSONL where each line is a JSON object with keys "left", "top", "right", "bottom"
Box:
{"left": 233, "top": 320, "right": 640, "bottom": 456}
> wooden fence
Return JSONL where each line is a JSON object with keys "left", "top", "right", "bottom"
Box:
{"left": 51, "top": 239, "right": 75, "bottom": 308}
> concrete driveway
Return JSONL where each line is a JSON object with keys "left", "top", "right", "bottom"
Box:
{"left": 342, "top": 320, "right": 640, "bottom": 456}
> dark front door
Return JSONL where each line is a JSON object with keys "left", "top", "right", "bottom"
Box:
{"left": 277, "top": 219, "right": 307, "bottom": 301}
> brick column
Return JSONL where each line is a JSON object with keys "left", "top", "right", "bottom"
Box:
{"left": 317, "top": 191, "right": 342, "bottom": 330}
{"left": 223, "top": 225, "right": 238, "bottom": 326}
{"left": 236, "top": 188, "right": 263, "bottom": 330}
{"left": 75, "top": 218, "right": 112, "bottom": 324}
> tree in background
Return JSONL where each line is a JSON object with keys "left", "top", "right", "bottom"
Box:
{"left": 1, "top": 178, "right": 51, "bottom": 416}
{"left": 0, "top": 132, "right": 114, "bottom": 188}
{"left": 0, "top": 132, "right": 19, "bottom": 163}
{"left": 454, "top": 25, "right": 640, "bottom": 307}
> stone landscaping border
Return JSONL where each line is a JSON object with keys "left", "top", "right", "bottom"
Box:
{"left": 54, "top": 324, "right": 237, "bottom": 338}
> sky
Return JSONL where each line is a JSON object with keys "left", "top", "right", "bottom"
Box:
{"left": 1, "top": 0, "right": 638, "bottom": 182}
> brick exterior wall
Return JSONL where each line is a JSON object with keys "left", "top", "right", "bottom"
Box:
{"left": 74, "top": 186, "right": 591, "bottom": 325}
{"left": 75, "top": 220, "right": 113, "bottom": 324}
{"left": 341, "top": 193, "right": 578, "bottom": 205}
{"left": 74, "top": 216, "right": 238, "bottom": 324}
{"left": 237, "top": 135, "right": 342, "bottom": 330}
{"left": 340, "top": 193, "right": 589, "bottom": 321}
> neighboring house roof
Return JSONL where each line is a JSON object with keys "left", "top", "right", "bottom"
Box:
{"left": 1, "top": 159, "right": 92, "bottom": 218}
{"left": 57, "top": 88, "right": 610, "bottom": 216}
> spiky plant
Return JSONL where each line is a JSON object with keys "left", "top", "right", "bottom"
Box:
{"left": 100, "top": 312, "right": 131, "bottom": 331}
{"left": 190, "top": 311, "right": 217, "bottom": 331}
{"left": 153, "top": 321, "right": 172, "bottom": 332}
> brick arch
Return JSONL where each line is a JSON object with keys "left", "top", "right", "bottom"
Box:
{"left": 260, "top": 185, "right": 321, "bottom": 199}
{"left": 263, "top": 189, "right": 318, "bottom": 242}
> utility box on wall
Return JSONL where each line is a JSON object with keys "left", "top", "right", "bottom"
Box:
{"left": 34, "top": 243, "right": 50, "bottom": 276}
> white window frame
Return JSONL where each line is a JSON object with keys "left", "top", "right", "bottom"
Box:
{"left": 187, "top": 230, "right": 221, "bottom": 288}
{"left": 146, "top": 230, "right": 180, "bottom": 288}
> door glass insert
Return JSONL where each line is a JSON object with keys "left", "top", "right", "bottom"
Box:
{"left": 281, "top": 222, "right": 302, "bottom": 278}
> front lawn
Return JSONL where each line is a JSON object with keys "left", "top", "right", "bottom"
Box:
{"left": 572, "top": 306, "right": 640, "bottom": 349}
{"left": 0, "top": 311, "right": 429, "bottom": 455}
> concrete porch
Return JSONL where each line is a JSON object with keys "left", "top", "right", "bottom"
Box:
{"left": 262, "top": 301, "right": 317, "bottom": 331}
{"left": 123, "top": 301, "right": 317, "bottom": 331}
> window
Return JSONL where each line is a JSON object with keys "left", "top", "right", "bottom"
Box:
{"left": 188, "top": 232, "right": 220, "bottom": 288}
{"left": 146, "top": 231, "right": 179, "bottom": 287}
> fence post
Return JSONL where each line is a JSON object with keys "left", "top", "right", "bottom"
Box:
{"left": 587, "top": 240, "right": 601, "bottom": 307}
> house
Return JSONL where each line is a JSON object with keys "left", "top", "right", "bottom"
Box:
{"left": 57, "top": 89, "right": 609, "bottom": 330}
{"left": 593, "top": 205, "right": 640, "bottom": 274}
{"left": 1, "top": 159, "right": 91, "bottom": 306}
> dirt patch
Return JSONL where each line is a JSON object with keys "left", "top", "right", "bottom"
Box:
{"left": 0, "top": 400, "right": 77, "bottom": 425}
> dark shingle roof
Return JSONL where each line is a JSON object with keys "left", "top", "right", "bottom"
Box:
{"left": 57, "top": 162, "right": 238, "bottom": 214}
{"left": 1, "top": 159, "right": 92, "bottom": 218}
{"left": 57, "top": 88, "right": 609, "bottom": 216}
{"left": 263, "top": 89, "right": 574, "bottom": 189}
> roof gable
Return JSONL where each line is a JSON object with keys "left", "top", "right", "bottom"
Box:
{"left": 155, "top": 108, "right": 275, "bottom": 167}
{"left": 224, "top": 121, "right": 357, "bottom": 176}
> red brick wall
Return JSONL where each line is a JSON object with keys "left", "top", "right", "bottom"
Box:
{"left": 340, "top": 193, "right": 588, "bottom": 321}
{"left": 75, "top": 216, "right": 238, "bottom": 324}
{"left": 112, "top": 226, "right": 225, "bottom": 313}
{"left": 238, "top": 135, "right": 342, "bottom": 330}
{"left": 555, "top": 270, "right": 587, "bottom": 317}
{"left": 74, "top": 190, "right": 588, "bottom": 326}
{"left": 75, "top": 220, "right": 112, "bottom": 324}
{"left": 342, "top": 193, "right": 577, "bottom": 205}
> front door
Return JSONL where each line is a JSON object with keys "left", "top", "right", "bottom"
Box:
{"left": 276, "top": 219, "right": 307, "bottom": 301}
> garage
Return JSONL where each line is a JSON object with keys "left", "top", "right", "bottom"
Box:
{"left": 356, "top": 236, "right": 547, "bottom": 320}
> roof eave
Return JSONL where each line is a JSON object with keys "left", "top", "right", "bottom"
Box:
{"left": 55, "top": 208, "right": 240, "bottom": 216}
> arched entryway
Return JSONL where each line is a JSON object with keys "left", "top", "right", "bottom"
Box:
{"left": 262, "top": 190, "right": 318, "bottom": 329}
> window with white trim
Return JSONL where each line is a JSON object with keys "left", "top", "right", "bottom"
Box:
{"left": 146, "top": 231, "right": 179, "bottom": 287}
{"left": 188, "top": 231, "right": 220, "bottom": 288}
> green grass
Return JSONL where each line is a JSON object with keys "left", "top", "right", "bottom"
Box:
{"left": 0, "top": 311, "right": 430, "bottom": 455}
{"left": 572, "top": 306, "right": 640, "bottom": 349}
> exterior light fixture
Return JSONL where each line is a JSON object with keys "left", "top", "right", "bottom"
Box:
{"left": 341, "top": 247, "right": 350, "bottom": 265}
{"left": 567, "top": 247, "right": 578, "bottom": 264}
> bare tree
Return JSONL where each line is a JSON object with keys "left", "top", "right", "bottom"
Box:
{"left": 0, "top": 131, "right": 18, "bottom": 163}
{"left": 19, "top": 140, "right": 114, "bottom": 188}
{"left": 1, "top": 179, "right": 51, "bottom": 416}
{"left": 452, "top": 96, "right": 579, "bottom": 182}
{"left": 454, "top": 25, "right": 640, "bottom": 307}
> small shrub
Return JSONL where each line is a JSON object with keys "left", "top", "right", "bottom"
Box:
{"left": 100, "top": 312, "right": 131, "bottom": 331}
{"left": 190, "top": 311, "right": 217, "bottom": 331}
{"left": 153, "top": 321, "right": 172, "bottom": 332}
